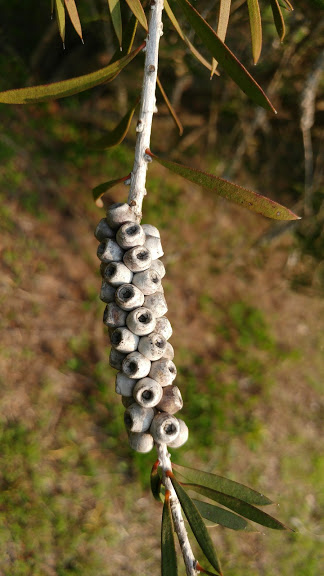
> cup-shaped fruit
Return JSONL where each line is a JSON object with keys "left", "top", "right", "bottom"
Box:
{"left": 97, "top": 239, "right": 124, "bottom": 263}
{"left": 126, "top": 307, "right": 156, "bottom": 335}
{"left": 149, "top": 358, "right": 177, "bottom": 386}
{"left": 103, "top": 303, "right": 128, "bottom": 328}
{"left": 133, "top": 377, "right": 163, "bottom": 408}
{"left": 144, "top": 293, "right": 168, "bottom": 318}
{"left": 163, "top": 342, "right": 174, "bottom": 360}
{"left": 128, "top": 431, "right": 154, "bottom": 453}
{"left": 100, "top": 281, "right": 116, "bottom": 304}
{"left": 138, "top": 332, "right": 167, "bottom": 361}
{"left": 142, "top": 224, "right": 160, "bottom": 238}
{"left": 115, "top": 283, "right": 144, "bottom": 311}
{"left": 116, "top": 222, "right": 146, "bottom": 249}
{"left": 106, "top": 202, "right": 137, "bottom": 230}
{"left": 168, "top": 419, "right": 189, "bottom": 448}
{"left": 122, "top": 351, "right": 151, "bottom": 379}
{"left": 150, "top": 259, "right": 165, "bottom": 279}
{"left": 154, "top": 316, "right": 172, "bottom": 340}
{"left": 94, "top": 218, "right": 115, "bottom": 241}
{"left": 124, "top": 403, "right": 154, "bottom": 432}
{"left": 144, "top": 235, "right": 164, "bottom": 260}
{"left": 132, "top": 269, "right": 161, "bottom": 295}
{"left": 155, "top": 385, "right": 183, "bottom": 414}
{"left": 115, "top": 371, "right": 137, "bottom": 396}
{"left": 123, "top": 246, "right": 152, "bottom": 272}
{"left": 150, "top": 413, "right": 180, "bottom": 444}
{"left": 111, "top": 327, "right": 139, "bottom": 353}
{"left": 109, "top": 348, "right": 127, "bottom": 370}
{"left": 104, "top": 262, "right": 133, "bottom": 286}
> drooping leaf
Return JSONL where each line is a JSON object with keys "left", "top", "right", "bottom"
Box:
{"left": 0, "top": 43, "right": 144, "bottom": 104}
{"left": 168, "top": 473, "right": 223, "bottom": 576}
{"left": 92, "top": 173, "right": 131, "bottom": 202}
{"left": 151, "top": 460, "right": 163, "bottom": 503}
{"left": 64, "top": 0, "right": 83, "bottom": 41}
{"left": 108, "top": 0, "right": 122, "bottom": 47}
{"left": 173, "top": 463, "right": 272, "bottom": 506}
{"left": 175, "top": 0, "right": 274, "bottom": 111}
{"left": 247, "top": 0, "right": 262, "bottom": 64}
{"left": 91, "top": 97, "right": 139, "bottom": 149}
{"left": 157, "top": 76, "right": 183, "bottom": 136}
{"left": 270, "top": 0, "right": 286, "bottom": 41}
{"left": 193, "top": 499, "right": 252, "bottom": 531}
{"left": 125, "top": 0, "right": 148, "bottom": 31}
{"left": 146, "top": 151, "right": 300, "bottom": 221}
{"left": 164, "top": 0, "right": 215, "bottom": 73}
{"left": 279, "top": 0, "right": 294, "bottom": 10}
{"left": 182, "top": 483, "right": 289, "bottom": 530}
{"left": 161, "top": 491, "right": 178, "bottom": 576}
{"left": 211, "top": 0, "right": 231, "bottom": 77}
{"left": 55, "top": 0, "right": 66, "bottom": 45}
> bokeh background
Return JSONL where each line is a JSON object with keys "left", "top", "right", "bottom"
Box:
{"left": 0, "top": 1, "right": 323, "bottom": 575}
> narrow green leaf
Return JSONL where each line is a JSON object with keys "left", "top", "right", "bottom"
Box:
{"left": 157, "top": 76, "right": 183, "bottom": 136}
{"left": 183, "top": 484, "right": 288, "bottom": 530}
{"left": 0, "top": 43, "right": 144, "bottom": 104}
{"left": 55, "top": 0, "right": 66, "bottom": 45}
{"left": 64, "top": 0, "right": 83, "bottom": 41}
{"left": 173, "top": 463, "right": 272, "bottom": 506}
{"left": 161, "top": 492, "right": 178, "bottom": 576}
{"left": 169, "top": 474, "right": 223, "bottom": 576}
{"left": 193, "top": 499, "right": 253, "bottom": 531}
{"left": 279, "top": 0, "right": 294, "bottom": 10}
{"left": 211, "top": 0, "right": 231, "bottom": 77}
{"left": 164, "top": 0, "right": 215, "bottom": 73}
{"left": 151, "top": 461, "right": 163, "bottom": 503}
{"left": 92, "top": 174, "right": 131, "bottom": 202}
{"left": 146, "top": 151, "right": 300, "bottom": 221}
{"left": 125, "top": 0, "right": 148, "bottom": 31}
{"left": 108, "top": 0, "right": 122, "bottom": 47}
{"left": 270, "top": 0, "right": 286, "bottom": 41}
{"left": 247, "top": 0, "right": 262, "bottom": 64}
{"left": 91, "top": 97, "right": 139, "bottom": 149}
{"left": 175, "top": 0, "right": 274, "bottom": 111}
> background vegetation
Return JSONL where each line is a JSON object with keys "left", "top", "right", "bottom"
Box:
{"left": 0, "top": 1, "right": 323, "bottom": 574}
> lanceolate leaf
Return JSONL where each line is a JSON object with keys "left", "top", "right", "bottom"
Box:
{"left": 0, "top": 43, "right": 144, "bottom": 104}
{"left": 151, "top": 460, "right": 163, "bottom": 503}
{"left": 270, "top": 0, "right": 286, "bottom": 41}
{"left": 175, "top": 0, "right": 274, "bottom": 111}
{"left": 108, "top": 0, "right": 122, "bottom": 47}
{"left": 91, "top": 97, "right": 140, "bottom": 149}
{"left": 211, "top": 0, "right": 231, "bottom": 77}
{"left": 279, "top": 0, "right": 294, "bottom": 10}
{"left": 125, "top": 0, "right": 148, "bottom": 31}
{"left": 92, "top": 174, "right": 131, "bottom": 202}
{"left": 182, "top": 484, "right": 288, "bottom": 530}
{"left": 193, "top": 499, "right": 251, "bottom": 531}
{"left": 168, "top": 473, "right": 223, "bottom": 576}
{"left": 247, "top": 0, "right": 262, "bottom": 64}
{"left": 146, "top": 151, "right": 300, "bottom": 221}
{"left": 173, "top": 463, "right": 272, "bottom": 506}
{"left": 161, "top": 491, "right": 178, "bottom": 576}
{"left": 64, "top": 0, "right": 83, "bottom": 41}
{"left": 157, "top": 76, "right": 183, "bottom": 136}
{"left": 55, "top": 0, "right": 66, "bottom": 45}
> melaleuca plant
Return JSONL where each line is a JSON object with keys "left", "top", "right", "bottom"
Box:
{"left": 2, "top": 0, "right": 323, "bottom": 574}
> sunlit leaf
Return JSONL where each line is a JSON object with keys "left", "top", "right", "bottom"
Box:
{"left": 146, "top": 151, "right": 300, "bottom": 221}
{"left": 211, "top": 0, "right": 231, "bottom": 77}
{"left": 173, "top": 463, "right": 272, "bottom": 506}
{"left": 161, "top": 491, "right": 178, "bottom": 576}
{"left": 92, "top": 174, "right": 131, "bottom": 203}
{"left": 247, "top": 0, "right": 262, "bottom": 64}
{"left": 193, "top": 499, "right": 252, "bottom": 531}
{"left": 64, "top": 0, "right": 83, "bottom": 41}
{"left": 157, "top": 76, "right": 183, "bottom": 136}
{"left": 183, "top": 483, "right": 289, "bottom": 530}
{"left": 151, "top": 460, "right": 163, "bottom": 503}
{"left": 168, "top": 473, "right": 223, "bottom": 576}
{"left": 164, "top": 0, "right": 215, "bottom": 73}
{"left": 108, "top": 0, "right": 122, "bottom": 47}
{"left": 270, "top": 0, "right": 285, "bottom": 41}
{"left": 175, "top": 0, "right": 274, "bottom": 111}
{"left": 0, "top": 43, "right": 144, "bottom": 104}
{"left": 55, "top": 0, "right": 66, "bottom": 45}
{"left": 91, "top": 97, "right": 139, "bottom": 149}
{"left": 125, "top": 0, "right": 148, "bottom": 31}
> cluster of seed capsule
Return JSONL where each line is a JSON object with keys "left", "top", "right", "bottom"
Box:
{"left": 95, "top": 202, "right": 188, "bottom": 453}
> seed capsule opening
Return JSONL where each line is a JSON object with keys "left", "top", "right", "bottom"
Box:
{"left": 105, "top": 263, "right": 117, "bottom": 277}
{"left": 137, "top": 250, "right": 150, "bottom": 262}
{"left": 111, "top": 331, "right": 122, "bottom": 346}
{"left": 127, "top": 225, "right": 140, "bottom": 236}
{"left": 156, "top": 338, "right": 164, "bottom": 348}
{"left": 142, "top": 390, "right": 152, "bottom": 400}
{"left": 139, "top": 313, "right": 151, "bottom": 324}
{"left": 128, "top": 361, "right": 138, "bottom": 374}
{"left": 164, "top": 423, "right": 177, "bottom": 435}
{"left": 120, "top": 286, "right": 134, "bottom": 299}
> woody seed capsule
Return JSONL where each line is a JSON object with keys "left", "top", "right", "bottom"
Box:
{"left": 144, "top": 292, "right": 168, "bottom": 317}
{"left": 150, "top": 259, "right": 165, "bottom": 279}
{"left": 128, "top": 431, "right": 154, "bottom": 453}
{"left": 133, "top": 377, "right": 163, "bottom": 408}
{"left": 149, "top": 358, "right": 177, "bottom": 386}
{"left": 111, "top": 327, "right": 139, "bottom": 353}
{"left": 155, "top": 385, "right": 183, "bottom": 414}
{"left": 97, "top": 239, "right": 124, "bottom": 263}
{"left": 100, "top": 281, "right": 116, "bottom": 304}
{"left": 115, "top": 283, "right": 144, "bottom": 311}
{"left": 116, "top": 371, "right": 137, "bottom": 396}
{"left": 109, "top": 348, "right": 127, "bottom": 370}
{"left": 106, "top": 202, "right": 137, "bottom": 230}
{"left": 122, "top": 396, "right": 134, "bottom": 408}
{"left": 154, "top": 316, "right": 172, "bottom": 340}
{"left": 142, "top": 224, "right": 160, "bottom": 238}
{"left": 95, "top": 218, "right": 115, "bottom": 241}
{"left": 116, "top": 222, "right": 146, "bottom": 249}
{"left": 138, "top": 332, "right": 167, "bottom": 361}
{"left": 144, "top": 235, "right": 164, "bottom": 260}
{"left": 104, "top": 261, "right": 133, "bottom": 286}
{"left": 123, "top": 246, "right": 152, "bottom": 272}
{"left": 126, "top": 307, "right": 156, "bottom": 336}
{"left": 124, "top": 403, "right": 154, "bottom": 433}
{"left": 150, "top": 412, "right": 180, "bottom": 444}
{"left": 122, "top": 351, "right": 151, "bottom": 379}
{"left": 132, "top": 268, "right": 161, "bottom": 295}
{"left": 168, "top": 419, "right": 189, "bottom": 448}
{"left": 103, "top": 303, "right": 128, "bottom": 328}
{"left": 163, "top": 342, "right": 174, "bottom": 360}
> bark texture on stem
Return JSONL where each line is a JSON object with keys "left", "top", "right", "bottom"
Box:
{"left": 128, "top": 0, "right": 164, "bottom": 221}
